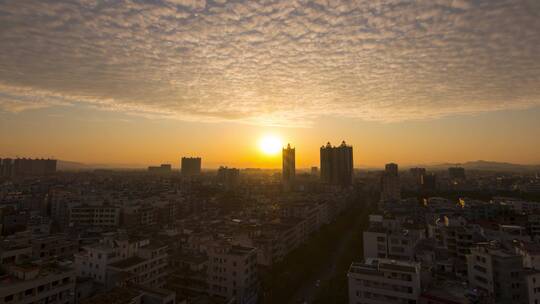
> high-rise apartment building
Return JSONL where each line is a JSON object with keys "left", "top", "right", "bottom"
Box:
{"left": 381, "top": 163, "right": 401, "bottom": 202}
{"left": 217, "top": 166, "right": 240, "bottom": 189}
{"left": 409, "top": 167, "right": 426, "bottom": 189}
{"left": 421, "top": 173, "right": 437, "bottom": 190}
{"left": 0, "top": 158, "right": 12, "bottom": 177}
{"left": 320, "top": 141, "right": 353, "bottom": 187}
{"left": 282, "top": 143, "right": 295, "bottom": 190}
{"left": 181, "top": 157, "right": 201, "bottom": 176}
{"left": 0, "top": 158, "right": 56, "bottom": 177}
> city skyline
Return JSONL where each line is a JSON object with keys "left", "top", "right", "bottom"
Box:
{"left": 3, "top": 110, "right": 540, "bottom": 169}
{"left": 2, "top": 128, "right": 540, "bottom": 170}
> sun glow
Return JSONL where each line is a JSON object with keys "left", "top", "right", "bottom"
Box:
{"left": 259, "top": 135, "right": 283, "bottom": 156}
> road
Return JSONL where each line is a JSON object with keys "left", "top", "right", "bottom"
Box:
{"left": 288, "top": 213, "right": 359, "bottom": 304}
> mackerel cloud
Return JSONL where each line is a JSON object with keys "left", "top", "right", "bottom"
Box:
{"left": 0, "top": 0, "right": 539, "bottom": 125}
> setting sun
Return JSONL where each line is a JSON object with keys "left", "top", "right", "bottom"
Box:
{"left": 259, "top": 135, "right": 283, "bottom": 156}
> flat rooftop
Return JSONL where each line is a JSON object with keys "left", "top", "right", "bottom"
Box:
{"left": 349, "top": 258, "right": 419, "bottom": 275}
{"left": 108, "top": 256, "right": 147, "bottom": 269}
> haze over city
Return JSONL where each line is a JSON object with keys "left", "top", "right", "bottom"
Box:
{"left": 1, "top": 0, "right": 540, "bottom": 168}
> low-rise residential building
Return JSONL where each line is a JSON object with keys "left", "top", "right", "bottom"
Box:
{"left": 363, "top": 214, "right": 426, "bottom": 261}
{"left": 428, "top": 216, "right": 483, "bottom": 275}
{"left": 281, "top": 202, "right": 325, "bottom": 236}
{"left": 68, "top": 205, "right": 120, "bottom": 228}
{"left": 207, "top": 242, "right": 258, "bottom": 304}
{"left": 494, "top": 197, "right": 540, "bottom": 214}
{"left": 348, "top": 258, "right": 422, "bottom": 304}
{"left": 514, "top": 241, "right": 540, "bottom": 270}
{"left": 466, "top": 242, "right": 525, "bottom": 303}
{"left": 31, "top": 234, "right": 78, "bottom": 260}
{"left": 74, "top": 233, "right": 169, "bottom": 288}
{"left": 108, "top": 241, "right": 169, "bottom": 288}
{"left": 0, "top": 238, "right": 32, "bottom": 265}
{"left": 524, "top": 270, "right": 540, "bottom": 304}
{"left": 0, "top": 262, "right": 76, "bottom": 304}
{"left": 122, "top": 204, "right": 156, "bottom": 228}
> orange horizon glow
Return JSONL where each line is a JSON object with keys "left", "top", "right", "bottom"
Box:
{"left": 2, "top": 108, "right": 540, "bottom": 170}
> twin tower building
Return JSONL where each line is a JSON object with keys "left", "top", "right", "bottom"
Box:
{"left": 282, "top": 141, "right": 354, "bottom": 188}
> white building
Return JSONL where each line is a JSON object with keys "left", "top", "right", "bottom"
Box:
{"left": 363, "top": 215, "right": 425, "bottom": 261}
{"left": 74, "top": 233, "right": 169, "bottom": 288}
{"left": 207, "top": 242, "right": 258, "bottom": 304}
{"left": 107, "top": 241, "right": 169, "bottom": 288}
{"left": 348, "top": 258, "right": 422, "bottom": 304}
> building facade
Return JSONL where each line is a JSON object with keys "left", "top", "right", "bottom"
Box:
{"left": 320, "top": 141, "right": 353, "bottom": 187}
{"left": 348, "top": 258, "right": 422, "bottom": 304}
{"left": 381, "top": 163, "right": 401, "bottom": 202}
{"left": 181, "top": 157, "right": 201, "bottom": 177}
{"left": 282, "top": 144, "right": 295, "bottom": 190}
{"left": 466, "top": 242, "right": 525, "bottom": 303}
{"left": 0, "top": 262, "right": 76, "bottom": 304}
{"left": 207, "top": 243, "right": 258, "bottom": 304}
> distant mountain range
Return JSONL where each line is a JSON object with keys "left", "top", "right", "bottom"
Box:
{"left": 405, "top": 160, "right": 540, "bottom": 172}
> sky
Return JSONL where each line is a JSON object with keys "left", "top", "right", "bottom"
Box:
{"left": 0, "top": 0, "right": 539, "bottom": 168}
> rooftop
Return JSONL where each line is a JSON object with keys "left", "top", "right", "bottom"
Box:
{"left": 0, "top": 262, "right": 74, "bottom": 288}
{"left": 108, "top": 256, "right": 147, "bottom": 269}
{"left": 349, "top": 258, "right": 420, "bottom": 275}
{"left": 80, "top": 287, "right": 141, "bottom": 304}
